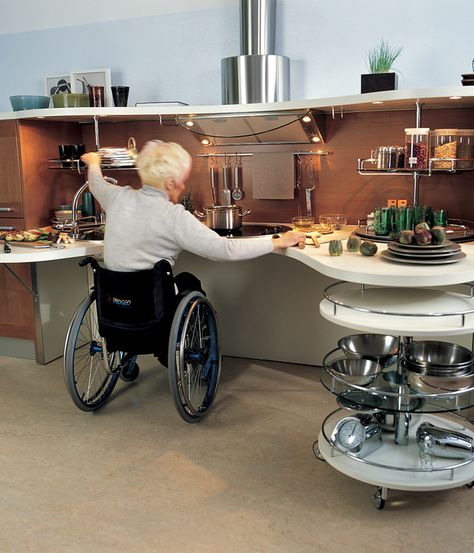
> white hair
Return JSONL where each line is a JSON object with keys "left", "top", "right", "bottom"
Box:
{"left": 136, "top": 140, "right": 192, "bottom": 189}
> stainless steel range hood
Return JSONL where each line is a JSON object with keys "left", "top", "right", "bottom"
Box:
{"left": 182, "top": 110, "right": 325, "bottom": 146}
{"left": 180, "top": 0, "right": 324, "bottom": 146}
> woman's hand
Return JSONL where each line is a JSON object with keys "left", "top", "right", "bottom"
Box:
{"left": 272, "top": 230, "right": 306, "bottom": 250}
{"left": 81, "top": 152, "right": 101, "bottom": 167}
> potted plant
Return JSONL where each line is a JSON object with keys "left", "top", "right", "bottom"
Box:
{"left": 361, "top": 40, "right": 402, "bottom": 93}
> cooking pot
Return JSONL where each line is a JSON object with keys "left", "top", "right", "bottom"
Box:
{"left": 194, "top": 205, "right": 251, "bottom": 230}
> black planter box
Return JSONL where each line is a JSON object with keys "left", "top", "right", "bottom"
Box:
{"left": 361, "top": 72, "right": 398, "bottom": 94}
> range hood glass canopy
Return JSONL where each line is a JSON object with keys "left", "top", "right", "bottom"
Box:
{"left": 181, "top": 110, "right": 325, "bottom": 146}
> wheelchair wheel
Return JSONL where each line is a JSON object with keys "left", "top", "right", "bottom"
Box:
{"left": 63, "top": 292, "right": 121, "bottom": 411}
{"left": 168, "top": 291, "right": 221, "bottom": 423}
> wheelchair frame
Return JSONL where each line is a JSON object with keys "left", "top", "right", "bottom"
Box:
{"left": 63, "top": 257, "right": 221, "bottom": 423}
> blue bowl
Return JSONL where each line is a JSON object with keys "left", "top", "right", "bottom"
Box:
{"left": 9, "top": 95, "right": 50, "bottom": 111}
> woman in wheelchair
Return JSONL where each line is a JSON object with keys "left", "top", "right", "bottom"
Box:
{"left": 63, "top": 142, "right": 305, "bottom": 422}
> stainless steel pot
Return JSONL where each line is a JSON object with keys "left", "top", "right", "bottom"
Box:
{"left": 194, "top": 205, "right": 251, "bottom": 230}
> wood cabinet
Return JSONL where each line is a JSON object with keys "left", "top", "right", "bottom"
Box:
{"left": 0, "top": 120, "right": 23, "bottom": 218}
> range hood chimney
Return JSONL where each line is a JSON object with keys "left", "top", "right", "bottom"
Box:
{"left": 221, "top": 0, "right": 290, "bottom": 104}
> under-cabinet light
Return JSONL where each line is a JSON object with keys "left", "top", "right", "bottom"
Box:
{"left": 185, "top": 120, "right": 194, "bottom": 127}
{"left": 201, "top": 138, "right": 212, "bottom": 146}
{"left": 449, "top": 96, "right": 462, "bottom": 100}
{"left": 302, "top": 115, "right": 312, "bottom": 123}
{"left": 311, "top": 136, "right": 321, "bottom": 142}
{"left": 372, "top": 101, "right": 384, "bottom": 104}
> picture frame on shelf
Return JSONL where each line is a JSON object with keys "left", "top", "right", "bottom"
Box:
{"left": 70, "top": 68, "right": 112, "bottom": 107}
{"left": 45, "top": 74, "right": 72, "bottom": 97}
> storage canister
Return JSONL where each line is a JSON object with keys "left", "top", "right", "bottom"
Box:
{"left": 456, "top": 129, "right": 474, "bottom": 169}
{"left": 430, "top": 129, "right": 459, "bottom": 169}
{"left": 404, "top": 128, "right": 430, "bottom": 169}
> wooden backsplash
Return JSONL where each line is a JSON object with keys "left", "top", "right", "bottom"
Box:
{"left": 52, "top": 106, "right": 474, "bottom": 225}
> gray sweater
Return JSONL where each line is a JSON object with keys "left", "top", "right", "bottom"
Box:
{"left": 88, "top": 166, "right": 273, "bottom": 271}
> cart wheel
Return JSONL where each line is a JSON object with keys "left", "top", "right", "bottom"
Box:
{"left": 312, "top": 440, "right": 325, "bottom": 461}
{"left": 373, "top": 487, "right": 386, "bottom": 510}
{"left": 466, "top": 481, "right": 474, "bottom": 489}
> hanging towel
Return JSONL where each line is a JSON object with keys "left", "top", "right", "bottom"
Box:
{"left": 252, "top": 152, "right": 295, "bottom": 199}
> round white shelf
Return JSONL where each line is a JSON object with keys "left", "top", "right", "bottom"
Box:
{"left": 320, "top": 284, "right": 474, "bottom": 335}
{"left": 318, "top": 412, "right": 474, "bottom": 491}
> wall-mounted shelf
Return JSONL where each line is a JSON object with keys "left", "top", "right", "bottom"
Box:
{"left": 358, "top": 158, "right": 474, "bottom": 176}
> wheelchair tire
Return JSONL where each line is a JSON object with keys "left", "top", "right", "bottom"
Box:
{"left": 168, "top": 291, "right": 221, "bottom": 423}
{"left": 63, "top": 292, "right": 121, "bottom": 411}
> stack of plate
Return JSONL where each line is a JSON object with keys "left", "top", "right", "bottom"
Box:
{"left": 98, "top": 147, "right": 135, "bottom": 168}
{"left": 381, "top": 240, "right": 466, "bottom": 265}
{"left": 461, "top": 73, "right": 474, "bottom": 86}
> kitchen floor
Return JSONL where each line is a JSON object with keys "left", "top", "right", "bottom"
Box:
{"left": 0, "top": 354, "right": 472, "bottom": 553}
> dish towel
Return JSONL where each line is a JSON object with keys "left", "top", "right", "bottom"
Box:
{"left": 252, "top": 152, "right": 295, "bottom": 199}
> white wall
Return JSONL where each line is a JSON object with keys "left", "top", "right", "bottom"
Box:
{"left": 0, "top": 0, "right": 473, "bottom": 112}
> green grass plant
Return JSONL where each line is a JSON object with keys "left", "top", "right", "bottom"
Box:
{"left": 367, "top": 40, "right": 402, "bottom": 73}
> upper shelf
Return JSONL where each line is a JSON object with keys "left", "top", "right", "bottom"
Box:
{"left": 2, "top": 86, "right": 474, "bottom": 124}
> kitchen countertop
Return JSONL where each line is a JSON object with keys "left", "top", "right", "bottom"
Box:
{"left": 2, "top": 229, "right": 474, "bottom": 288}
{"left": 0, "top": 240, "right": 103, "bottom": 264}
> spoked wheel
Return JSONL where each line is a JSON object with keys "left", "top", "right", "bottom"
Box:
{"left": 168, "top": 291, "right": 221, "bottom": 423}
{"left": 63, "top": 292, "right": 121, "bottom": 411}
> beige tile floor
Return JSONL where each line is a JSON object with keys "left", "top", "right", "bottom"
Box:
{"left": 0, "top": 354, "right": 473, "bottom": 553}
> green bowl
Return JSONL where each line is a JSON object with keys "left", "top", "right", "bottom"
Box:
{"left": 52, "top": 93, "right": 89, "bottom": 108}
{"left": 10, "top": 95, "right": 50, "bottom": 111}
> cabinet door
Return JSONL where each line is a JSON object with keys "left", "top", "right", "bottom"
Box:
{"left": 0, "top": 262, "right": 35, "bottom": 339}
{"left": 0, "top": 120, "right": 23, "bottom": 218}
{"left": 0, "top": 217, "right": 25, "bottom": 233}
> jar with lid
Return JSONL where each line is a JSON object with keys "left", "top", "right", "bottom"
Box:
{"left": 404, "top": 128, "right": 430, "bottom": 169}
{"left": 456, "top": 129, "right": 474, "bottom": 169}
{"left": 430, "top": 129, "right": 459, "bottom": 169}
{"left": 372, "top": 146, "right": 404, "bottom": 169}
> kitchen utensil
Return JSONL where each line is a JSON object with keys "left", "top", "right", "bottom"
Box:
{"left": 416, "top": 422, "right": 474, "bottom": 459}
{"left": 209, "top": 156, "right": 218, "bottom": 205}
{"left": 194, "top": 205, "right": 251, "bottom": 230}
{"left": 296, "top": 153, "right": 317, "bottom": 219}
{"left": 338, "top": 334, "right": 399, "bottom": 367}
{"left": 331, "top": 414, "right": 383, "bottom": 456}
{"left": 405, "top": 340, "right": 473, "bottom": 370}
{"left": 330, "top": 357, "right": 383, "bottom": 386}
{"left": 232, "top": 154, "right": 244, "bottom": 201}
{"left": 407, "top": 367, "right": 474, "bottom": 392}
{"left": 10, "top": 95, "right": 50, "bottom": 111}
{"left": 221, "top": 155, "right": 233, "bottom": 206}
{"left": 52, "top": 93, "right": 89, "bottom": 108}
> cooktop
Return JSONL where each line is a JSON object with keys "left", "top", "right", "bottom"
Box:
{"left": 213, "top": 223, "right": 291, "bottom": 238}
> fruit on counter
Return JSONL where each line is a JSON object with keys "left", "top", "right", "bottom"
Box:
{"left": 360, "top": 240, "right": 378, "bottom": 256}
{"left": 414, "top": 228, "right": 432, "bottom": 245}
{"left": 346, "top": 234, "right": 361, "bottom": 252}
{"left": 431, "top": 226, "right": 447, "bottom": 245}
{"left": 399, "top": 230, "right": 415, "bottom": 244}
{"left": 415, "top": 222, "right": 430, "bottom": 232}
{"left": 329, "top": 239, "right": 343, "bottom": 256}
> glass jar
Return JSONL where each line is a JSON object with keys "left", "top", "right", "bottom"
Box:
{"left": 456, "top": 129, "right": 474, "bottom": 169}
{"left": 404, "top": 128, "right": 430, "bottom": 169}
{"left": 430, "top": 129, "right": 459, "bottom": 169}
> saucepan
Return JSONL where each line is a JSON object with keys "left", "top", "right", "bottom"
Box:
{"left": 194, "top": 205, "right": 251, "bottom": 230}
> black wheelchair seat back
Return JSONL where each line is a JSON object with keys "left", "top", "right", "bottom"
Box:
{"left": 84, "top": 257, "right": 176, "bottom": 355}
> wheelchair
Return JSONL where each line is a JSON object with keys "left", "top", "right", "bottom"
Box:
{"left": 63, "top": 257, "right": 221, "bottom": 423}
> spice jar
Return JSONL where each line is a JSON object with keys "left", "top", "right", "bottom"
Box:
{"left": 404, "top": 128, "right": 430, "bottom": 169}
{"left": 456, "top": 129, "right": 474, "bottom": 169}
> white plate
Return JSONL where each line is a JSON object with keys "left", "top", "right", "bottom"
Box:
{"left": 390, "top": 240, "right": 455, "bottom": 250}
{"left": 387, "top": 244, "right": 461, "bottom": 258}
{"left": 381, "top": 250, "right": 467, "bottom": 265}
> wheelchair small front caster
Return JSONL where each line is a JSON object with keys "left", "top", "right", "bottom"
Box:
{"left": 120, "top": 355, "right": 140, "bottom": 382}
{"left": 466, "top": 481, "right": 474, "bottom": 489}
{"left": 373, "top": 486, "right": 387, "bottom": 510}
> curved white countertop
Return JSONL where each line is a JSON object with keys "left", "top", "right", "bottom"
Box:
{"left": 2, "top": 233, "right": 474, "bottom": 288}
{"left": 0, "top": 241, "right": 103, "bottom": 264}
{"left": 281, "top": 233, "right": 474, "bottom": 287}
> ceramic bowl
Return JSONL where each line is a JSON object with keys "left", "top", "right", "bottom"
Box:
{"left": 52, "top": 93, "right": 89, "bottom": 108}
{"left": 10, "top": 95, "right": 50, "bottom": 111}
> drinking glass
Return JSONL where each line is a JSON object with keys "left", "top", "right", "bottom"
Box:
{"left": 433, "top": 209, "right": 448, "bottom": 227}
{"left": 374, "top": 207, "right": 390, "bottom": 236}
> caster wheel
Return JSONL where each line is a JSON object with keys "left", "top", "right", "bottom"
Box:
{"left": 120, "top": 356, "right": 140, "bottom": 382}
{"left": 373, "top": 487, "right": 386, "bottom": 510}
{"left": 466, "top": 481, "right": 474, "bottom": 489}
{"left": 312, "top": 440, "right": 325, "bottom": 461}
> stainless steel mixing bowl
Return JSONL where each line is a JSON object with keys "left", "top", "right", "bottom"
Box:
{"left": 337, "top": 334, "right": 399, "bottom": 367}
